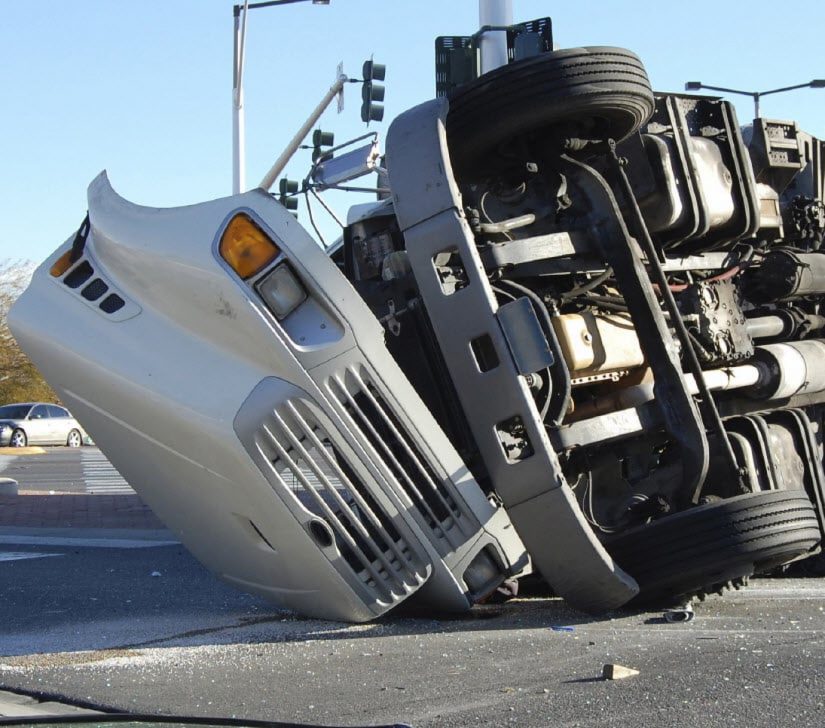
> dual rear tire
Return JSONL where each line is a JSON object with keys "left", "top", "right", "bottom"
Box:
{"left": 606, "top": 490, "right": 821, "bottom": 604}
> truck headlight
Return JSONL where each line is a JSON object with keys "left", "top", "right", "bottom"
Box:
{"left": 256, "top": 264, "right": 307, "bottom": 320}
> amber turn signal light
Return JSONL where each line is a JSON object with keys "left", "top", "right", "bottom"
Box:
{"left": 219, "top": 214, "right": 280, "bottom": 279}
{"left": 50, "top": 249, "right": 75, "bottom": 278}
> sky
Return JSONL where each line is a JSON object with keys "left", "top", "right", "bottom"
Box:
{"left": 1, "top": 0, "right": 823, "bottom": 265}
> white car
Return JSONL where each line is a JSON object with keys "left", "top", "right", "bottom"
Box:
{"left": 0, "top": 402, "right": 86, "bottom": 448}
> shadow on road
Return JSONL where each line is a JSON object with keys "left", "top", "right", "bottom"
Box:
{"left": 0, "top": 542, "right": 625, "bottom": 660}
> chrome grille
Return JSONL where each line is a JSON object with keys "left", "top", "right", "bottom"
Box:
{"left": 254, "top": 399, "right": 425, "bottom": 605}
{"left": 327, "top": 365, "right": 473, "bottom": 553}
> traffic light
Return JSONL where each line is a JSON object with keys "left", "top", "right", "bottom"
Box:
{"left": 361, "top": 59, "right": 386, "bottom": 123}
{"left": 312, "top": 129, "right": 335, "bottom": 163}
{"left": 278, "top": 178, "right": 299, "bottom": 217}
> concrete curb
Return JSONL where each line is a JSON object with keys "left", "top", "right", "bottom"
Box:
{"left": 0, "top": 446, "right": 47, "bottom": 455}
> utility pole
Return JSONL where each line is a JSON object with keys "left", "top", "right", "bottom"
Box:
{"left": 478, "top": 0, "right": 513, "bottom": 74}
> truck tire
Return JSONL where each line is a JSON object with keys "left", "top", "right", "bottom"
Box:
{"left": 606, "top": 490, "right": 821, "bottom": 604}
{"left": 446, "top": 46, "right": 655, "bottom": 178}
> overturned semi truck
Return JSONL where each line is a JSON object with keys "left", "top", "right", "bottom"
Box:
{"left": 10, "top": 16, "right": 825, "bottom": 621}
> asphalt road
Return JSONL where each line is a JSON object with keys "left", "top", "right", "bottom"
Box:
{"left": 2, "top": 539, "right": 825, "bottom": 727}
{"left": 0, "top": 447, "right": 133, "bottom": 494}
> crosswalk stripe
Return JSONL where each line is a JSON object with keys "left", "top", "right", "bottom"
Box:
{"left": 0, "top": 537, "right": 177, "bottom": 549}
{"left": 0, "top": 551, "right": 63, "bottom": 562}
{"left": 81, "top": 449, "right": 134, "bottom": 495}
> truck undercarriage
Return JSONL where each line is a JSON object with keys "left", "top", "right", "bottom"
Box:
{"left": 339, "top": 46, "right": 825, "bottom": 609}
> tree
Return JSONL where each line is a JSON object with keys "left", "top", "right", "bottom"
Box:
{"left": 0, "top": 259, "right": 58, "bottom": 404}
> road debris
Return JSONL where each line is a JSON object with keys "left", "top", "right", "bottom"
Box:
{"left": 602, "top": 663, "right": 640, "bottom": 680}
{"left": 664, "top": 602, "right": 695, "bottom": 623}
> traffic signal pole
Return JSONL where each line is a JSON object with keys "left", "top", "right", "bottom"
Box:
{"left": 258, "top": 72, "right": 348, "bottom": 192}
{"left": 245, "top": 1, "right": 513, "bottom": 194}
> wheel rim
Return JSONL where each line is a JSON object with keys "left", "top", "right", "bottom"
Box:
{"left": 68, "top": 431, "right": 81, "bottom": 447}
{"left": 11, "top": 431, "right": 25, "bottom": 447}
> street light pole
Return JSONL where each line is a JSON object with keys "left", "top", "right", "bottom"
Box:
{"left": 684, "top": 80, "right": 825, "bottom": 120}
{"left": 232, "top": 0, "right": 330, "bottom": 195}
{"left": 232, "top": 3, "right": 249, "bottom": 195}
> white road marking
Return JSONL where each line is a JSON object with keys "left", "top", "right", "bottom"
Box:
{"left": 0, "top": 536, "right": 179, "bottom": 549}
{"left": 0, "top": 551, "right": 63, "bottom": 562}
{"left": 0, "top": 455, "right": 17, "bottom": 476}
{"left": 81, "top": 449, "right": 134, "bottom": 494}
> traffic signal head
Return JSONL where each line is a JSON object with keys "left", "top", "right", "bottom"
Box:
{"left": 312, "top": 129, "right": 334, "bottom": 147}
{"left": 278, "top": 178, "right": 298, "bottom": 196}
{"left": 362, "top": 60, "right": 386, "bottom": 82}
{"left": 361, "top": 59, "right": 386, "bottom": 123}
{"left": 311, "top": 129, "right": 335, "bottom": 162}
{"left": 278, "top": 178, "right": 299, "bottom": 217}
